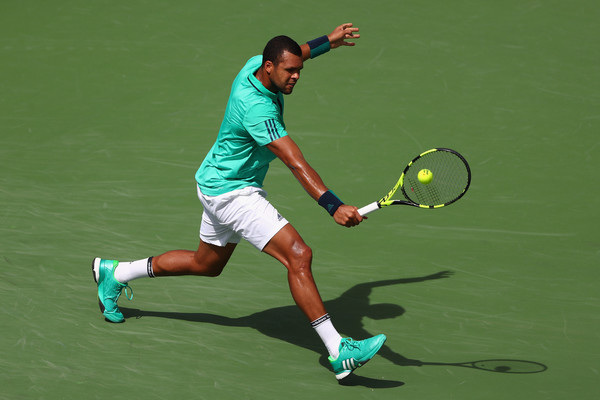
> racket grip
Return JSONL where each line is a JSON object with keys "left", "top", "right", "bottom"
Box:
{"left": 357, "top": 202, "right": 380, "bottom": 216}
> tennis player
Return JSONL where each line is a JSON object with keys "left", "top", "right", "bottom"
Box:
{"left": 93, "top": 23, "right": 386, "bottom": 381}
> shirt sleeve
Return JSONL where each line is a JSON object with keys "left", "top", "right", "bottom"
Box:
{"left": 243, "top": 104, "right": 288, "bottom": 146}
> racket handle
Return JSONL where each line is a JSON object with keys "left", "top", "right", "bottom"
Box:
{"left": 358, "top": 202, "right": 380, "bottom": 216}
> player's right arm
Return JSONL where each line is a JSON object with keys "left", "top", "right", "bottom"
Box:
{"left": 267, "top": 136, "right": 363, "bottom": 227}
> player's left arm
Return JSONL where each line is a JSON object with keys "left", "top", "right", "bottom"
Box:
{"left": 300, "top": 23, "right": 360, "bottom": 61}
{"left": 267, "top": 135, "right": 363, "bottom": 227}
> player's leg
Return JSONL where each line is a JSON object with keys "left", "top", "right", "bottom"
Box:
{"left": 152, "top": 240, "right": 237, "bottom": 277}
{"left": 262, "top": 225, "right": 387, "bottom": 380}
{"left": 262, "top": 224, "right": 326, "bottom": 321}
{"left": 94, "top": 185, "right": 242, "bottom": 323}
{"left": 262, "top": 224, "right": 344, "bottom": 358}
{"left": 107, "top": 240, "right": 237, "bottom": 282}
{"left": 93, "top": 240, "right": 236, "bottom": 323}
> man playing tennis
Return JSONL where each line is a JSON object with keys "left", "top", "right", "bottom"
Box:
{"left": 93, "top": 23, "right": 386, "bottom": 381}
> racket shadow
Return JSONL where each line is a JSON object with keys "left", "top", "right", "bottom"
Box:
{"left": 419, "top": 359, "right": 548, "bottom": 373}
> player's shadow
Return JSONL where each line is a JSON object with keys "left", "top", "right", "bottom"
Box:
{"left": 120, "top": 270, "right": 546, "bottom": 388}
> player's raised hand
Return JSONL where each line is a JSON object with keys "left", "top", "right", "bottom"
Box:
{"left": 328, "top": 23, "right": 360, "bottom": 49}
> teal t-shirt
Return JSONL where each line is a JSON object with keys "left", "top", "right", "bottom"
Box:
{"left": 196, "top": 55, "right": 288, "bottom": 196}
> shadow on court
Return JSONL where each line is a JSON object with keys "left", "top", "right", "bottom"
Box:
{"left": 120, "top": 271, "right": 546, "bottom": 388}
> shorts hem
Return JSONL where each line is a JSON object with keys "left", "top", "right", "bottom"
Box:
{"left": 256, "top": 219, "right": 289, "bottom": 251}
{"left": 199, "top": 235, "right": 241, "bottom": 248}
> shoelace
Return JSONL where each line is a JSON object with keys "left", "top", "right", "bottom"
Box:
{"left": 342, "top": 338, "right": 361, "bottom": 351}
{"left": 122, "top": 284, "right": 133, "bottom": 301}
{"left": 109, "top": 264, "right": 133, "bottom": 301}
{"left": 107, "top": 281, "right": 133, "bottom": 302}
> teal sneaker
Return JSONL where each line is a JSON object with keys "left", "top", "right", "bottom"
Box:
{"left": 328, "top": 334, "right": 387, "bottom": 380}
{"left": 92, "top": 258, "right": 133, "bottom": 323}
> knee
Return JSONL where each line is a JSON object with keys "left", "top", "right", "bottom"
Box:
{"left": 191, "top": 256, "right": 226, "bottom": 277}
{"left": 288, "top": 242, "right": 313, "bottom": 273}
{"left": 203, "top": 266, "right": 225, "bottom": 277}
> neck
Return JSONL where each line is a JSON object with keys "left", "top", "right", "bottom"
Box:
{"left": 255, "top": 67, "right": 277, "bottom": 93}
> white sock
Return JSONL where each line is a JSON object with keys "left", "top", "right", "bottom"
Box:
{"left": 311, "top": 313, "right": 343, "bottom": 359}
{"left": 113, "top": 257, "right": 155, "bottom": 283}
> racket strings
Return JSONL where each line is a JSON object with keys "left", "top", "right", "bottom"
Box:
{"left": 403, "top": 150, "right": 470, "bottom": 206}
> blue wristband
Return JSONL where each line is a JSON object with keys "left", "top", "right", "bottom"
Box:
{"left": 307, "top": 35, "right": 331, "bottom": 59}
{"left": 318, "top": 190, "right": 344, "bottom": 216}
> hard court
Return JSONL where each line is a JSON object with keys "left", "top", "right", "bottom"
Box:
{"left": 1, "top": 1, "right": 598, "bottom": 399}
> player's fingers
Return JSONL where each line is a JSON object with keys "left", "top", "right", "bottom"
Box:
{"left": 352, "top": 209, "right": 365, "bottom": 222}
{"left": 337, "top": 24, "right": 359, "bottom": 37}
{"left": 350, "top": 209, "right": 366, "bottom": 226}
{"left": 342, "top": 31, "right": 359, "bottom": 46}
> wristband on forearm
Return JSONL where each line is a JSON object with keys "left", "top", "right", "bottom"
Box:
{"left": 318, "top": 190, "right": 344, "bottom": 216}
{"left": 307, "top": 35, "right": 331, "bottom": 59}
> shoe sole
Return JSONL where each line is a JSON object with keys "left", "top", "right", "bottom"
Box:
{"left": 335, "top": 370, "right": 353, "bottom": 380}
{"left": 91, "top": 258, "right": 106, "bottom": 314}
{"left": 92, "top": 257, "right": 119, "bottom": 322}
{"left": 92, "top": 257, "right": 99, "bottom": 284}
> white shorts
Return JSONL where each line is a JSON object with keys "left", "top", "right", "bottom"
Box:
{"left": 197, "top": 185, "right": 289, "bottom": 251}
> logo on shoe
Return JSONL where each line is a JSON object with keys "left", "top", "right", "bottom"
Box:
{"left": 342, "top": 358, "right": 359, "bottom": 370}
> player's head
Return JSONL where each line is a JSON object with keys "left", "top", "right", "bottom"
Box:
{"left": 261, "top": 35, "right": 303, "bottom": 95}
{"left": 263, "top": 35, "right": 302, "bottom": 65}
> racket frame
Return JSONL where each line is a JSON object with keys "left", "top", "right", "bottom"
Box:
{"left": 358, "top": 148, "right": 471, "bottom": 216}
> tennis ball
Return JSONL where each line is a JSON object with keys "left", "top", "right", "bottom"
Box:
{"left": 418, "top": 169, "right": 433, "bottom": 184}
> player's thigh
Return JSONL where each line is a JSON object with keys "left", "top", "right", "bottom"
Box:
{"left": 262, "top": 224, "right": 312, "bottom": 270}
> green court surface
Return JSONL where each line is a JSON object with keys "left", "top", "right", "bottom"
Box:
{"left": 1, "top": 1, "right": 598, "bottom": 399}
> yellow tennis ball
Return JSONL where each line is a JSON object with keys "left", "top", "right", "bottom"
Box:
{"left": 418, "top": 169, "right": 433, "bottom": 184}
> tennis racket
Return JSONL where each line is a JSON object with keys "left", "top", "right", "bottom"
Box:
{"left": 358, "top": 148, "right": 471, "bottom": 216}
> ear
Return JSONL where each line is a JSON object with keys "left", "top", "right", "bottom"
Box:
{"left": 264, "top": 60, "right": 274, "bottom": 75}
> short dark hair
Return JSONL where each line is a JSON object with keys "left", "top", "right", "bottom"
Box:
{"left": 262, "top": 35, "right": 302, "bottom": 65}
